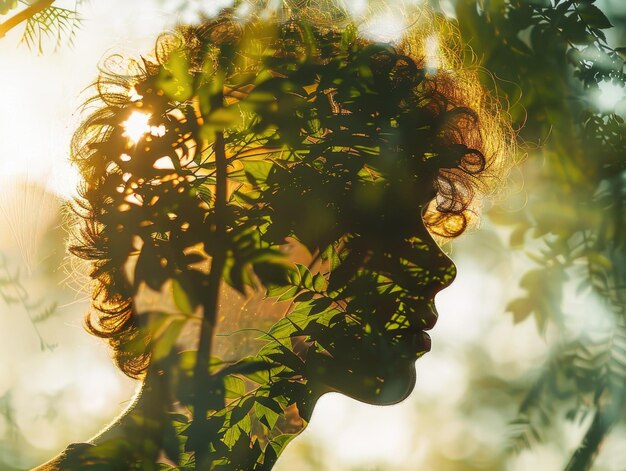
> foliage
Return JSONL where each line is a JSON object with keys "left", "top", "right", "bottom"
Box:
{"left": 0, "top": 0, "right": 81, "bottom": 53}
{"left": 21, "top": 2, "right": 80, "bottom": 53}
{"left": 5, "top": 0, "right": 624, "bottom": 469}
{"left": 0, "top": 253, "right": 59, "bottom": 351}
{"left": 452, "top": 0, "right": 626, "bottom": 469}
{"left": 0, "top": 252, "right": 60, "bottom": 470}
{"left": 0, "top": 0, "right": 18, "bottom": 16}
{"left": 63, "top": 11, "right": 493, "bottom": 469}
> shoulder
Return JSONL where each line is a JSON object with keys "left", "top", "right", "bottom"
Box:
{"left": 31, "top": 443, "right": 94, "bottom": 471}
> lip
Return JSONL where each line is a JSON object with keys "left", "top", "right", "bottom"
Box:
{"left": 392, "top": 329, "right": 432, "bottom": 356}
{"left": 411, "top": 330, "right": 431, "bottom": 353}
{"left": 397, "top": 304, "right": 438, "bottom": 353}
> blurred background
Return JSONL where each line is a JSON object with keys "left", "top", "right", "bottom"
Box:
{"left": 0, "top": 0, "right": 625, "bottom": 469}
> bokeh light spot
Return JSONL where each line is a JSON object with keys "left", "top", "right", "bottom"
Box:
{"left": 123, "top": 111, "right": 151, "bottom": 144}
{"left": 596, "top": 81, "right": 625, "bottom": 111}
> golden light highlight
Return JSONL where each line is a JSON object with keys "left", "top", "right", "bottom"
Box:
{"left": 398, "top": 7, "right": 515, "bottom": 241}
{"left": 128, "top": 86, "right": 143, "bottom": 102}
{"left": 122, "top": 111, "right": 151, "bottom": 144}
{"left": 424, "top": 34, "right": 440, "bottom": 73}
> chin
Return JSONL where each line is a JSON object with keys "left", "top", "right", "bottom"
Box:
{"left": 317, "top": 357, "right": 420, "bottom": 406}
{"left": 349, "top": 361, "right": 418, "bottom": 405}
{"left": 307, "top": 329, "right": 431, "bottom": 405}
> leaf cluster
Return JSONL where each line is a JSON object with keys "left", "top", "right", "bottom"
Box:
{"left": 454, "top": 0, "right": 626, "bottom": 468}
{"left": 21, "top": 2, "right": 80, "bottom": 53}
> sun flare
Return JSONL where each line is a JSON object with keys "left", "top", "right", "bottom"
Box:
{"left": 122, "top": 111, "right": 152, "bottom": 144}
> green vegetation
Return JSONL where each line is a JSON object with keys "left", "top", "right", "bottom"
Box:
{"left": 64, "top": 13, "right": 489, "bottom": 468}
{"left": 452, "top": 1, "right": 626, "bottom": 469}
{"left": 0, "top": 0, "right": 80, "bottom": 52}
{"left": 0, "top": 1, "right": 624, "bottom": 470}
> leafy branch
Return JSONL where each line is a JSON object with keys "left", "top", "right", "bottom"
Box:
{"left": 21, "top": 3, "right": 80, "bottom": 52}
{"left": 0, "top": 0, "right": 81, "bottom": 53}
{"left": 0, "top": 0, "right": 55, "bottom": 39}
{"left": 0, "top": 254, "right": 58, "bottom": 351}
{"left": 454, "top": 0, "right": 626, "bottom": 468}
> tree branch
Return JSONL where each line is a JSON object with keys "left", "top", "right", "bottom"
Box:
{"left": 191, "top": 97, "right": 228, "bottom": 468}
{"left": 0, "top": 0, "right": 55, "bottom": 39}
{"left": 564, "top": 404, "right": 617, "bottom": 471}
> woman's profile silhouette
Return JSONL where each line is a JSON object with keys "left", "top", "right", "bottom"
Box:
{"left": 36, "top": 6, "right": 512, "bottom": 470}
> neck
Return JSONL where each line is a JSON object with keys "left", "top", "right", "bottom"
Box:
{"left": 89, "top": 361, "right": 322, "bottom": 468}
{"left": 90, "top": 367, "right": 173, "bottom": 454}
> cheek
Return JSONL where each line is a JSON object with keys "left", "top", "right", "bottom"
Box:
{"left": 212, "top": 287, "right": 289, "bottom": 360}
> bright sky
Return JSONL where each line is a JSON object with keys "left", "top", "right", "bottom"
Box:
{"left": 0, "top": 0, "right": 175, "bottom": 199}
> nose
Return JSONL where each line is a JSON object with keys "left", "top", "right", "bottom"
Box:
{"left": 430, "top": 249, "right": 457, "bottom": 295}
{"left": 413, "top": 248, "right": 456, "bottom": 331}
{"left": 409, "top": 215, "right": 457, "bottom": 332}
{"left": 419, "top": 205, "right": 458, "bottom": 296}
{"left": 376, "top": 223, "right": 457, "bottom": 332}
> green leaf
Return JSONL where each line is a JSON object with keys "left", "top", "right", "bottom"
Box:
{"left": 172, "top": 278, "right": 195, "bottom": 315}
{"left": 217, "top": 358, "right": 277, "bottom": 378}
{"left": 255, "top": 396, "right": 283, "bottom": 415}
{"left": 223, "top": 423, "right": 242, "bottom": 448}
{"left": 615, "top": 47, "right": 626, "bottom": 61}
{"left": 506, "top": 298, "right": 534, "bottom": 324}
{"left": 152, "top": 318, "right": 185, "bottom": 362}
{"left": 295, "top": 263, "right": 313, "bottom": 289}
{"left": 203, "top": 107, "right": 242, "bottom": 132}
{"left": 510, "top": 225, "right": 528, "bottom": 248}
{"left": 254, "top": 401, "right": 280, "bottom": 430}
{"left": 224, "top": 376, "right": 246, "bottom": 399}
{"left": 577, "top": 3, "right": 613, "bottom": 29}
{"left": 230, "top": 396, "right": 254, "bottom": 425}
{"left": 0, "top": 0, "right": 18, "bottom": 16}
{"left": 157, "top": 51, "right": 194, "bottom": 101}
{"left": 267, "top": 283, "right": 298, "bottom": 301}
{"left": 312, "top": 273, "right": 327, "bottom": 292}
{"left": 294, "top": 290, "right": 315, "bottom": 302}
{"left": 243, "top": 159, "right": 275, "bottom": 185}
{"left": 321, "top": 244, "right": 341, "bottom": 272}
{"left": 269, "top": 434, "right": 297, "bottom": 453}
{"left": 254, "top": 261, "right": 291, "bottom": 288}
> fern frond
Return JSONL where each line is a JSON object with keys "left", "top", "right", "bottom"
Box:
{"left": 32, "top": 302, "right": 58, "bottom": 324}
{"left": 20, "top": 5, "right": 80, "bottom": 53}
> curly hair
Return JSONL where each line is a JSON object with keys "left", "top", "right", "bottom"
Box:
{"left": 69, "top": 10, "right": 513, "bottom": 379}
